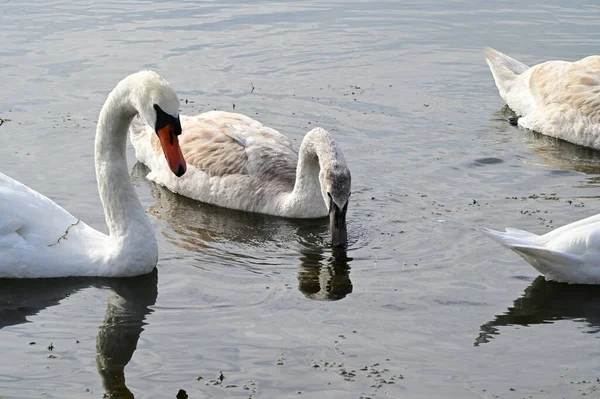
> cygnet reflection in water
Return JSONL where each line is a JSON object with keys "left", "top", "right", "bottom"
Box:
{"left": 134, "top": 163, "right": 353, "bottom": 300}
{"left": 297, "top": 246, "right": 353, "bottom": 301}
{"left": 0, "top": 270, "right": 158, "bottom": 398}
{"left": 475, "top": 276, "right": 600, "bottom": 346}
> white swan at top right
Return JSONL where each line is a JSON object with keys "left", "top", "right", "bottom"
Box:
{"left": 484, "top": 47, "right": 600, "bottom": 149}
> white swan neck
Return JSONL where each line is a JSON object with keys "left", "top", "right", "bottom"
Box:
{"left": 94, "top": 80, "right": 157, "bottom": 260}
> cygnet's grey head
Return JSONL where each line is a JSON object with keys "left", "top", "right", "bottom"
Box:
{"left": 320, "top": 163, "right": 351, "bottom": 248}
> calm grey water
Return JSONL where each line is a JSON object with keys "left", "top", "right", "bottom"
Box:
{"left": 2, "top": 1, "right": 600, "bottom": 398}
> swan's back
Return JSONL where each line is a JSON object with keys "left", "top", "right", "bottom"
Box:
{"left": 575, "top": 55, "right": 600, "bottom": 72}
{"left": 528, "top": 61, "right": 600, "bottom": 113}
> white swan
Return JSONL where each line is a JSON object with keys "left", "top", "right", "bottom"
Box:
{"left": 481, "top": 214, "right": 600, "bottom": 284}
{"left": 0, "top": 70, "right": 187, "bottom": 278}
{"left": 130, "top": 111, "right": 351, "bottom": 247}
{"left": 484, "top": 47, "right": 600, "bottom": 149}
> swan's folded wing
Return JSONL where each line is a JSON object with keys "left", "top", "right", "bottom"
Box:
{"left": 177, "top": 113, "right": 251, "bottom": 177}
{"left": 575, "top": 55, "right": 600, "bottom": 73}
{"left": 0, "top": 172, "right": 79, "bottom": 248}
{"left": 173, "top": 111, "right": 297, "bottom": 184}
{"left": 529, "top": 61, "right": 600, "bottom": 118}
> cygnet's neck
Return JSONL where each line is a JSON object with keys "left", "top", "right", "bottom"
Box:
{"left": 286, "top": 128, "right": 346, "bottom": 217}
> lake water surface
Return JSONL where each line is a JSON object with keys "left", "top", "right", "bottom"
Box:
{"left": 2, "top": 1, "right": 600, "bottom": 398}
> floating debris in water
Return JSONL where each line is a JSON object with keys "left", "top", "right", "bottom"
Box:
{"left": 176, "top": 389, "right": 188, "bottom": 399}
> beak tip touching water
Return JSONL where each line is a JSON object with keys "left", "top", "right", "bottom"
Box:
{"left": 329, "top": 202, "right": 348, "bottom": 248}
{"left": 331, "top": 239, "right": 348, "bottom": 249}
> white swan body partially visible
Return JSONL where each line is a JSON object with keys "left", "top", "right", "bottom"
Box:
{"left": 0, "top": 173, "right": 112, "bottom": 278}
{"left": 0, "top": 71, "right": 185, "bottom": 278}
{"left": 130, "top": 110, "right": 351, "bottom": 246}
{"left": 484, "top": 47, "right": 600, "bottom": 149}
{"left": 482, "top": 213, "right": 600, "bottom": 284}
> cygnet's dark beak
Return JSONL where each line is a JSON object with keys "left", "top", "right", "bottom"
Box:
{"left": 329, "top": 200, "right": 348, "bottom": 248}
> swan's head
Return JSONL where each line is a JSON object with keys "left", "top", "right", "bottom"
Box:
{"left": 132, "top": 70, "right": 187, "bottom": 177}
{"left": 320, "top": 163, "right": 351, "bottom": 248}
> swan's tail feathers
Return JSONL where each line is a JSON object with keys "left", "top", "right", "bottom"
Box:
{"left": 509, "top": 245, "right": 583, "bottom": 281}
{"left": 484, "top": 47, "right": 529, "bottom": 96}
{"left": 480, "top": 226, "right": 583, "bottom": 281}
{"left": 510, "top": 245, "right": 581, "bottom": 267}
{"left": 504, "top": 227, "right": 539, "bottom": 239}
{"left": 478, "top": 227, "right": 539, "bottom": 247}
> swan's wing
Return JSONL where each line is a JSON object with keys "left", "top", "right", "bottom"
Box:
{"left": 575, "top": 55, "right": 600, "bottom": 72}
{"left": 143, "top": 111, "right": 298, "bottom": 185}
{"left": 527, "top": 61, "right": 600, "bottom": 116}
{"left": 177, "top": 112, "right": 254, "bottom": 177}
{"left": 0, "top": 172, "right": 82, "bottom": 249}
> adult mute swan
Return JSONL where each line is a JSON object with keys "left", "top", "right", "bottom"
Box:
{"left": 484, "top": 47, "right": 600, "bottom": 149}
{"left": 130, "top": 111, "right": 351, "bottom": 247}
{"left": 0, "top": 70, "right": 186, "bottom": 278}
{"left": 482, "top": 214, "right": 600, "bottom": 284}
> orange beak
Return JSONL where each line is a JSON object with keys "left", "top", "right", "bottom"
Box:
{"left": 157, "top": 125, "right": 187, "bottom": 177}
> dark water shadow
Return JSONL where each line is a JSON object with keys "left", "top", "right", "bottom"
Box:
{"left": 475, "top": 276, "right": 600, "bottom": 346}
{"left": 133, "top": 163, "right": 353, "bottom": 300}
{"left": 0, "top": 270, "right": 158, "bottom": 398}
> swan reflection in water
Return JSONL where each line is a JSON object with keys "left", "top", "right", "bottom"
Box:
{"left": 495, "top": 106, "right": 600, "bottom": 178}
{"left": 0, "top": 270, "right": 157, "bottom": 398}
{"left": 475, "top": 276, "right": 600, "bottom": 346}
{"left": 297, "top": 245, "right": 352, "bottom": 301}
{"left": 134, "top": 163, "right": 353, "bottom": 301}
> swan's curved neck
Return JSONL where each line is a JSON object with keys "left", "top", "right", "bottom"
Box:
{"left": 95, "top": 81, "right": 155, "bottom": 252}
{"left": 288, "top": 128, "right": 344, "bottom": 215}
